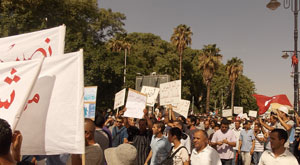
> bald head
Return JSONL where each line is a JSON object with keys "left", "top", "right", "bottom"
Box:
{"left": 193, "top": 130, "right": 208, "bottom": 152}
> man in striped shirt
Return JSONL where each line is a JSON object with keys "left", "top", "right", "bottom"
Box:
{"left": 253, "top": 123, "right": 265, "bottom": 165}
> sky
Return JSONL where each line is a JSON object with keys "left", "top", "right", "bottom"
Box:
{"left": 99, "top": 0, "right": 298, "bottom": 103}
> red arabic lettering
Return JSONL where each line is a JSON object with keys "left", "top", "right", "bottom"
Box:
{"left": 24, "top": 93, "right": 40, "bottom": 111}
{"left": 4, "top": 68, "right": 20, "bottom": 85}
{"left": 0, "top": 90, "right": 15, "bottom": 109}
{"left": 9, "top": 44, "right": 15, "bottom": 50}
{"left": 29, "top": 38, "right": 52, "bottom": 59}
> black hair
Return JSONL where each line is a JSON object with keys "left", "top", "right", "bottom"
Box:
{"left": 178, "top": 115, "right": 186, "bottom": 124}
{"left": 154, "top": 121, "right": 165, "bottom": 133}
{"left": 94, "top": 115, "right": 105, "bottom": 128}
{"left": 188, "top": 115, "right": 197, "bottom": 126}
{"left": 271, "top": 129, "right": 288, "bottom": 143}
{"left": 127, "top": 126, "right": 139, "bottom": 141}
{"left": 221, "top": 119, "right": 230, "bottom": 126}
{"left": 244, "top": 120, "right": 250, "bottom": 125}
{"left": 169, "top": 127, "right": 182, "bottom": 140}
{"left": 0, "top": 118, "right": 12, "bottom": 156}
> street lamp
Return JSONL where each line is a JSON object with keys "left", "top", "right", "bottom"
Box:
{"left": 267, "top": 0, "right": 300, "bottom": 114}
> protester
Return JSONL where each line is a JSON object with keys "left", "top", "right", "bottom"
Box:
{"left": 231, "top": 120, "right": 242, "bottom": 165}
{"left": 167, "top": 127, "right": 189, "bottom": 165}
{"left": 204, "top": 120, "right": 214, "bottom": 139}
{"left": 253, "top": 123, "right": 265, "bottom": 165}
{"left": 172, "top": 120, "right": 192, "bottom": 154}
{"left": 238, "top": 120, "right": 255, "bottom": 165}
{"left": 111, "top": 117, "right": 128, "bottom": 147}
{"left": 0, "top": 118, "right": 22, "bottom": 165}
{"left": 190, "top": 130, "right": 222, "bottom": 165}
{"left": 211, "top": 119, "right": 237, "bottom": 165}
{"left": 144, "top": 121, "right": 172, "bottom": 165}
{"left": 294, "top": 113, "right": 300, "bottom": 162}
{"left": 258, "top": 129, "right": 298, "bottom": 164}
{"left": 105, "top": 143, "right": 137, "bottom": 165}
{"left": 72, "top": 118, "right": 103, "bottom": 165}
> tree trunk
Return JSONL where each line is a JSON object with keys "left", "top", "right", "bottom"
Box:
{"left": 206, "top": 81, "right": 211, "bottom": 114}
{"left": 231, "top": 80, "right": 235, "bottom": 112}
{"left": 179, "top": 50, "right": 182, "bottom": 80}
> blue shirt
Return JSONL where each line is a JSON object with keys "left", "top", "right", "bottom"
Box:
{"left": 150, "top": 135, "right": 172, "bottom": 165}
{"left": 239, "top": 129, "right": 255, "bottom": 152}
{"left": 112, "top": 126, "right": 128, "bottom": 147}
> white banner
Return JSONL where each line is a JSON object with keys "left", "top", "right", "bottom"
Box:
{"left": 124, "top": 89, "right": 147, "bottom": 119}
{"left": 160, "top": 80, "right": 181, "bottom": 106}
{"left": 0, "top": 59, "right": 44, "bottom": 130}
{"left": 248, "top": 110, "right": 258, "bottom": 118}
{"left": 222, "top": 109, "right": 232, "bottom": 117}
{"left": 234, "top": 106, "right": 243, "bottom": 114}
{"left": 16, "top": 50, "right": 84, "bottom": 155}
{"left": 113, "top": 88, "right": 126, "bottom": 110}
{"left": 141, "top": 86, "right": 159, "bottom": 107}
{"left": 173, "top": 99, "right": 190, "bottom": 118}
{"left": 0, "top": 25, "right": 65, "bottom": 62}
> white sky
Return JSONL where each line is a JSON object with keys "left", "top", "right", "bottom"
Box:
{"left": 99, "top": 0, "right": 298, "bottom": 103}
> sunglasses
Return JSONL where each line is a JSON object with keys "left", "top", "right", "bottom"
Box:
{"left": 116, "top": 120, "right": 122, "bottom": 123}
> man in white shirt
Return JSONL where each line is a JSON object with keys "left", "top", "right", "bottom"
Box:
{"left": 191, "top": 130, "right": 222, "bottom": 165}
{"left": 258, "top": 129, "right": 298, "bottom": 165}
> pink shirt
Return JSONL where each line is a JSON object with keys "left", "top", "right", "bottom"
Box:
{"left": 211, "top": 129, "right": 236, "bottom": 159}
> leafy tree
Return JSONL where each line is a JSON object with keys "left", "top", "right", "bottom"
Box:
{"left": 199, "top": 44, "right": 222, "bottom": 113}
{"left": 226, "top": 57, "right": 243, "bottom": 111}
{"left": 170, "top": 24, "right": 193, "bottom": 80}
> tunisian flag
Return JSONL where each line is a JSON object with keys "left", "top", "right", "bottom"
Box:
{"left": 253, "top": 94, "right": 292, "bottom": 115}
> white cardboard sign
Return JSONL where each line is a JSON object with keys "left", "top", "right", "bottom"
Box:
{"left": 124, "top": 88, "right": 147, "bottom": 119}
{"left": 141, "top": 86, "right": 159, "bottom": 107}
{"left": 173, "top": 99, "right": 190, "bottom": 118}
{"left": 248, "top": 110, "right": 258, "bottom": 118}
{"left": 113, "top": 88, "right": 126, "bottom": 110}
{"left": 234, "top": 106, "right": 243, "bottom": 114}
{"left": 160, "top": 80, "right": 181, "bottom": 106}
{"left": 222, "top": 109, "right": 232, "bottom": 117}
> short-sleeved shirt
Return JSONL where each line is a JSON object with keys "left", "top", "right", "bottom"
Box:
{"left": 254, "top": 132, "right": 264, "bottom": 152}
{"left": 275, "top": 120, "right": 294, "bottom": 147}
{"left": 111, "top": 126, "right": 128, "bottom": 147}
{"left": 211, "top": 129, "right": 237, "bottom": 159}
{"left": 150, "top": 135, "right": 172, "bottom": 165}
{"left": 239, "top": 129, "right": 255, "bottom": 152}
{"left": 171, "top": 144, "right": 189, "bottom": 165}
{"left": 190, "top": 145, "right": 222, "bottom": 165}
{"left": 85, "top": 143, "right": 103, "bottom": 165}
{"left": 232, "top": 127, "right": 242, "bottom": 150}
{"left": 258, "top": 149, "right": 298, "bottom": 165}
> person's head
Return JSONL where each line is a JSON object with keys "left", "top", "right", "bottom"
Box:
{"left": 138, "top": 119, "right": 147, "bottom": 132}
{"left": 116, "top": 117, "right": 124, "bottom": 128}
{"left": 196, "top": 118, "right": 200, "bottom": 126}
{"left": 270, "top": 129, "right": 288, "bottom": 151}
{"left": 94, "top": 115, "right": 105, "bottom": 128}
{"left": 128, "top": 117, "right": 135, "bottom": 127}
{"left": 168, "top": 127, "right": 182, "bottom": 143}
{"left": 220, "top": 119, "right": 230, "bottom": 133}
{"left": 152, "top": 121, "right": 165, "bottom": 136}
{"left": 234, "top": 120, "right": 241, "bottom": 129}
{"left": 173, "top": 120, "right": 183, "bottom": 130}
{"left": 210, "top": 120, "right": 217, "bottom": 128}
{"left": 187, "top": 115, "right": 197, "bottom": 127}
{"left": 254, "top": 123, "right": 261, "bottom": 133}
{"left": 214, "top": 124, "right": 220, "bottom": 132}
{"left": 193, "top": 130, "right": 208, "bottom": 152}
{"left": 0, "top": 118, "right": 12, "bottom": 156}
{"left": 127, "top": 126, "right": 139, "bottom": 142}
{"left": 204, "top": 120, "right": 210, "bottom": 129}
{"left": 178, "top": 115, "right": 186, "bottom": 124}
{"left": 270, "top": 115, "right": 277, "bottom": 124}
{"left": 84, "top": 118, "right": 96, "bottom": 145}
{"left": 277, "top": 106, "right": 289, "bottom": 119}
{"left": 244, "top": 120, "right": 251, "bottom": 130}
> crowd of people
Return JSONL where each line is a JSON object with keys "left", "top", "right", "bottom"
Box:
{"left": 0, "top": 105, "right": 300, "bottom": 165}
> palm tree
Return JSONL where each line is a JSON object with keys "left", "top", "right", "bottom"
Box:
{"left": 199, "top": 44, "right": 222, "bottom": 114}
{"left": 107, "top": 38, "right": 131, "bottom": 85}
{"left": 170, "top": 24, "right": 193, "bottom": 80}
{"left": 225, "top": 57, "right": 243, "bottom": 111}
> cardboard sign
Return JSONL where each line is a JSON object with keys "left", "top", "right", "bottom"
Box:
{"left": 84, "top": 86, "right": 97, "bottom": 119}
{"left": 222, "top": 109, "right": 232, "bottom": 117}
{"left": 248, "top": 110, "right": 258, "bottom": 118}
{"left": 124, "top": 88, "right": 147, "bottom": 119}
{"left": 160, "top": 80, "right": 181, "bottom": 105}
{"left": 234, "top": 106, "right": 243, "bottom": 114}
{"left": 141, "top": 86, "right": 159, "bottom": 107}
{"left": 113, "top": 88, "right": 126, "bottom": 110}
{"left": 173, "top": 99, "right": 190, "bottom": 118}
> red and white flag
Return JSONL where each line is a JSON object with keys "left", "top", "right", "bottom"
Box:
{"left": 253, "top": 94, "right": 292, "bottom": 115}
{"left": 0, "top": 25, "right": 65, "bottom": 62}
{"left": 0, "top": 59, "right": 44, "bottom": 130}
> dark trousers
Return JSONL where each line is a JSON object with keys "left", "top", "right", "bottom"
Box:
{"left": 221, "top": 159, "right": 233, "bottom": 165}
